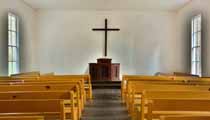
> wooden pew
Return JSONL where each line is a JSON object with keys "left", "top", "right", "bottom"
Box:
{"left": 23, "top": 79, "right": 86, "bottom": 105}
{"left": 13, "top": 76, "right": 41, "bottom": 80}
{"left": 128, "top": 83, "right": 210, "bottom": 116}
{"left": 0, "top": 74, "right": 90, "bottom": 117}
{"left": 121, "top": 75, "right": 175, "bottom": 101}
{"left": 155, "top": 72, "right": 200, "bottom": 77}
{"left": 125, "top": 77, "right": 210, "bottom": 106}
{"left": 40, "top": 72, "right": 54, "bottom": 76}
{"left": 2, "top": 74, "right": 93, "bottom": 100}
{"left": 3, "top": 77, "right": 85, "bottom": 98}
{"left": 122, "top": 76, "right": 180, "bottom": 103}
{"left": 0, "top": 79, "right": 84, "bottom": 97}
{"left": 126, "top": 79, "right": 210, "bottom": 116}
{"left": 11, "top": 72, "right": 40, "bottom": 77}
{"left": 0, "top": 91, "right": 76, "bottom": 120}
{"left": 160, "top": 115, "right": 210, "bottom": 120}
{"left": 0, "top": 99, "right": 71, "bottom": 120}
{"left": 0, "top": 76, "right": 11, "bottom": 80}
{"left": 0, "top": 79, "right": 85, "bottom": 110}
{"left": 0, "top": 75, "right": 87, "bottom": 119}
{"left": 0, "top": 116, "right": 44, "bottom": 120}
{"left": 0, "top": 84, "right": 82, "bottom": 117}
{"left": 173, "top": 76, "right": 201, "bottom": 81}
{"left": 155, "top": 72, "right": 174, "bottom": 77}
{"left": 123, "top": 75, "right": 210, "bottom": 120}
{"left": 173, "top": 72, "right": 200, "bottom": 77}
{"left": 126, "top": 78, "right": 195, "bottom": 102}
{"left": 40, "top": 75, "right": 92, "bottom": 100}
{"left": 139, "top": 91, "right": 210, "bottom": 120}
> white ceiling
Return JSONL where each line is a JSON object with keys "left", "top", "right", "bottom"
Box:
{"left": 23, "top": 0, "right": 191, "bottom": 11}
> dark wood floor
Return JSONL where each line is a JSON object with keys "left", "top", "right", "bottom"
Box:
{"left": 81, "top": 89, "right": 130, "bottom": 120}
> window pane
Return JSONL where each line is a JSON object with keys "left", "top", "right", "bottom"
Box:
{"left": 191, "top": 14, "right": 202, "bottom": 76}
{"left": 194, "top": 19, "right": 198, "bottom": 32}
{"left": 193, "top": 34, "right": 197, "bottom": 47}
{"left": 199, "top": 63, "right": 201, "bottom": 75}
{"left": 195, "top": 62, "right": 198, "bottom": 74}
{"left": 191, "top": 38, "right": 194, "bottom": 47}
{"left": 8, "top": 47, "right": 13, "bottom": 61}
{"left": 12, "top": 47, "right": 17, "bottom": 61}
{"left": 8, "top": 62, "right": 13, "bottom": 75}
{"left": 192, "top": 48, "right": 196, "bottom": 61}
{"left": 196, "top": 47, "right": 201, "bottom": 61}
{"left": 11, "top": 17, "right": 16, "bottom": 31}
{"left": 198, "top": 16, "right": 201, "bottom": 31}
{"left": 198, "top": 32, "right": 201, "bottom": 46}
{"left": 197, "top": 62, "right": 200, "bottom": 75}
{"left": 8, "top": 15, "right": 11, "bottom": 30}
{"left": 192, "top": 35, "right": 194, "bottom": 47}
{"left": 194, "top": 33, "right": 198, "bottom": 46}
{"left": 8, "top": 31, "right": 11, "bottom": 45}
{"left": 13, "top": 62, "right": 17, "bottom": 74}
{"left": 12, "top": 32, "right": 17, "bottom": 46}
{"left": 193, "top": 48, "right": 197, "bottom": 62}
{"left": 191, "top": 62, "right": 196, "bottom": 74}
{"left": 8, "top": 13, "right": 19, "bottom": 75}
{"left": 191, "top": 20, "right": 194, "bottom": 34}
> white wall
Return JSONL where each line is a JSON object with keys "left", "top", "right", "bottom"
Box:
{"left": 36, "top": 10, "right": 178, "bottom": 75}
{"left": 0, "top": 0, "right": 37, "bottom": 75}
{"left": 177, "top": 0, "right": 210, "bottom": 76}
{"left": 133, "top": 12, "right": 178, "bottom": 75}
{"left": 0, "top": 1, "right": 193, "bottom": 76}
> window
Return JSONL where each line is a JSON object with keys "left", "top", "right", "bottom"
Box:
{"left": 8, "top": 13, "right": 20, "bottom": 75}
{"left": 191, "top": 14, "right": 202, "bottom": 76}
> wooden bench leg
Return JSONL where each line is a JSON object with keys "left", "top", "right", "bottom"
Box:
{"left": 72, "top": 108, "right": 78, "bottom": 120}
{"left": 89, "top": 86, "right": 93, "bottom": 100}
{"left": 60, "top": 101, "right": 66, "bottom": 120}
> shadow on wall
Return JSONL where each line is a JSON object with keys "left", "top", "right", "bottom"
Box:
{"left": 84, "top": 65, "right": 89, "bottom": 74}
{"left": 0, "top": 12, "right": 10, "bottom": 75}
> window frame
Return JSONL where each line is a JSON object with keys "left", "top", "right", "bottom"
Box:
{"left": 191, "top": 14, "right": 202, "bottom": 76}
{"left": 8, "top": 13, "right": 20, "bottom": 76}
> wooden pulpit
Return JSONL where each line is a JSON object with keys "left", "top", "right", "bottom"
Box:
{"left": 89, "top": 58, "right": 120, "bottom": 81}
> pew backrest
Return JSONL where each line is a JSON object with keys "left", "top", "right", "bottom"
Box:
{"left": 0, "top": 91, "right": 74, "bottom": 100}
{"left": 40, "top": 72, "right": 54, "bottom": 76}
{"left": 11, "top": 72, "right": 40, "bottom": 77}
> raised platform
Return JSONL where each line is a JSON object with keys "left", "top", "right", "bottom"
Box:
{"left": 91, "top": 81, "right": 121, "bottom": 89}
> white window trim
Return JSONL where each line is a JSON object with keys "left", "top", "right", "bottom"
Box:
{"left": 8, "top": 13, "right": 20, "bottom": 75}
{"left": 191, "top": 14, "right": 202, "bottom": 76}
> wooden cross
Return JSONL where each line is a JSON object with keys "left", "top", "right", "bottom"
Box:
{"left": 92, "top": 19, "right": 120, "bottom": 57}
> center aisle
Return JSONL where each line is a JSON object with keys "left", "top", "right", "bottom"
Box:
{"left": 81, "top": 89, "right": 130, "bottom": 120}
